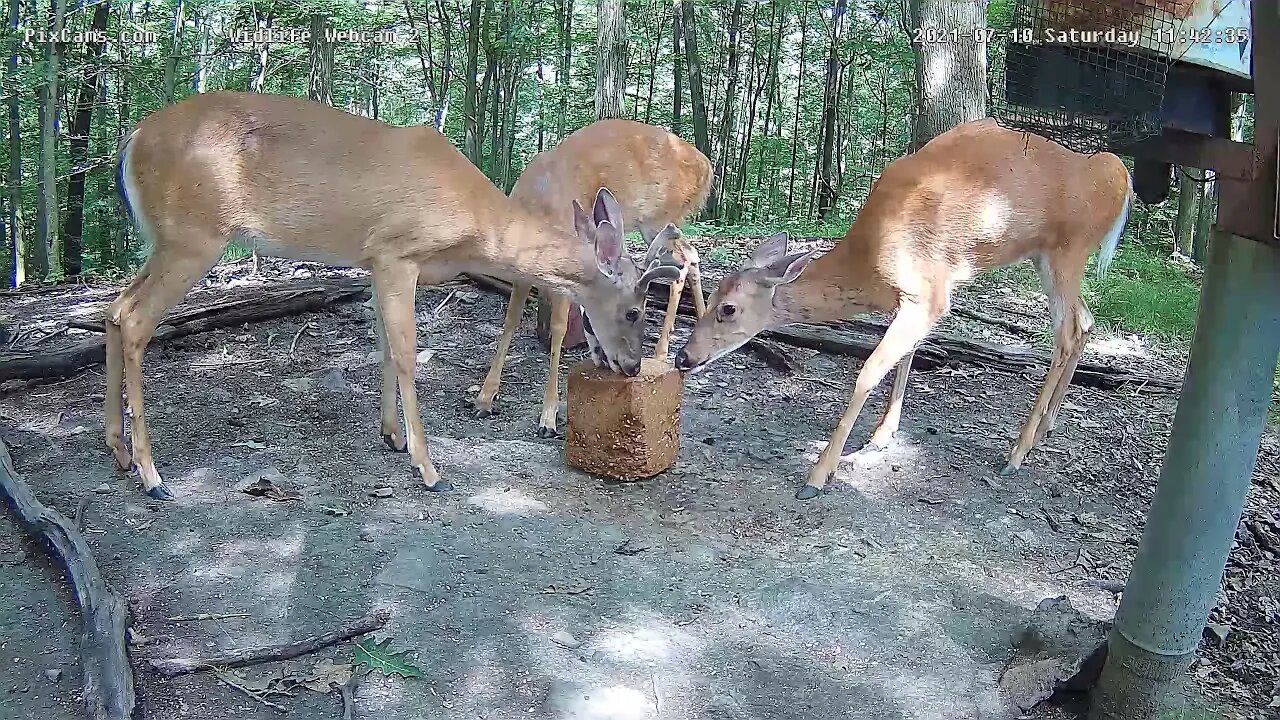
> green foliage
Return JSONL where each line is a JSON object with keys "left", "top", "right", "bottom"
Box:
{"left": 352, "top": 636, "right": 425, "bottom": 680}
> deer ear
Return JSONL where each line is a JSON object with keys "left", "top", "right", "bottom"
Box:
{"left": 747, "top": 231, "right": 790, "bottom": 269}
{"left": 593, "top": 187, "right": 624, "bottom": 231}
{"left": 592, "top": 220, "right": 625, "bottom": 278}
{"left": 761, "top": 249, "right": 819, "bottom": 286}
{"left": 572, "top": 199, "right": 593, "bottom": 241}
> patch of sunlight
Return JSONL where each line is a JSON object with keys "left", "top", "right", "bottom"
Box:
{"left": 925, "top": 53, "right": 952, "bottom": 96}
{"left": 468, "top": 485, "right": 550, "bottom": 516}
{"left": 67, "top": 301, "right": 111, "bottom": 320}
{"left": 557, "top": 685, "right": 654, "bottom": 720}
{"left": 596, "top": 626, "right": 674, "bottom": 664}
{"left": 459, "top": 638, "right": 509, "bottom": 701}
{"left": 1088, "top": 332, "right": 1153, "bottom": 359}
{"left": 799, "top": 437, "right": 927, "bottom": 499}
{"left": 166, "top": 466, "right": 219, "bottom": 506}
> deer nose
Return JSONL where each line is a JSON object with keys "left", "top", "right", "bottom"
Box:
{"left": 674, "top": 349, "right": 691, "bottom": 370}
{"left": 623, "top": 360, "right": 641, "bottom": 377}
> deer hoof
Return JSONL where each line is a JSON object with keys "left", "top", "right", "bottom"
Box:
{"left": 536, "top": 425, "right": 559, "bottom": 439}
{"left": 423, "top": 477, "right": 453, "bottom": 493}
{"left": 381, "top": 433, "right": 408, "bottom": 453}
{"left": 794, "top": 484, "right": 822, "bottom": 501}
{"left": 146, "top": 482, "right": 175, "bottom": 501}
{"left": 997, "top": 463, "right": 1020, "bottom": 477}
{"left": 474, "top": 407, "right": 496, "bottom": 419}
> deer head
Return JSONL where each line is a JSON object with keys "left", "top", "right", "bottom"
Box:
{"left": 572, "top": 188, "right": 684, "bottom": 376}
{"left": 674, "top": 231, "right": 818, "bottom": 373}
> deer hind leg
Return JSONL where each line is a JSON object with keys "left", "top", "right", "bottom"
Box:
{"left": 372, "top": 259, "right": 450, "bottom": 491}
{"left": 473, "top": 283, "right": 533, "bottom": 418}
{"left": 687, "top": 260, "right": 707, "bottom": 317}
{"left": 859, "top": 350, "right": 915, "bottom": 455}
{"left": 372, "top": 295, "right": 407, "bottom": 452}
{"left": 1002, "top": 258, "right": 1089, "bottom": 475}
{"left": 536, "top": 293, "right": 570, "bottom": 438}
{"left": 799, "top": 300, "right": 940, "bottom": 500}
{"left": 107, "top": 241, "right": 225, "bottom": 500}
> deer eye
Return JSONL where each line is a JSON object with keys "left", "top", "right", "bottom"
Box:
{"left": 719, "top": 303, "right": 737, "bottom": 320}
{"left": 625, "top": 308, "right": 641, "bottom": 323}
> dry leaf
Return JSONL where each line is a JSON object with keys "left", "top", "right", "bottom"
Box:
{"left": 301, "top": 659, "right": 354, "bottom": 693}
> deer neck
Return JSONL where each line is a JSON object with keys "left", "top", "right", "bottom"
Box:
{"left": 483, "top": 211, "right": 587, "bottom": 296}
{"left": 772, "top": 233, "right": 890, "bottom": 325}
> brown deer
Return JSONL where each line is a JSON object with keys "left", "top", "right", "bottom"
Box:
{"left": 673, "top": 118, "right": 1133, "bottom": 500}
{"left": 471, "top": 118, "right": 712, "bottom": 437}
{"left": 108, "top": 91, "right": 682, "bottom": 499}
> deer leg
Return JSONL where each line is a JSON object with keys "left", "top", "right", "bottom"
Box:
{"left": 473, "top": 283, "right": 533, "bottom": 418}
{"left": 859, "top": 350, "right": 915, "bottom": 454}
{"left": 654, "top": 270, "right": 687, "bottom": 360}
{"left": 1002, "top": 291, "right": 1087, "bottom": 475}
{"left": 372, "top": 260, "right": 449, "bottom": 491}
{"left": 250, "top": 249, "right": 261, "bottom": 275}
{"left": 536, "top": 293, "right": 570, "bottom": 438}
{"left": 372, "top": 294, "right": 407, "bottom": 452}
{"left": 1039, "top": 301, "right": 1094, "bottom": 440}
{"left": 799, "top": 301, "right": 938, "bottom": 500}
{"left": 104, "top": 267, "right": 151, "bottom": 472}
{"left": 110, "top": 244, "right": 223, "bottom": 499}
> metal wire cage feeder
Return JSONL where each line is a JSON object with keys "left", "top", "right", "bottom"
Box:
{"left": 989, "top": 0, "right": 1179, "bottom": 154}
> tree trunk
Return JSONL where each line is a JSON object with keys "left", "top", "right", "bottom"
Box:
{"left": 161, "top": 0, "right": 184, "bottom": 103}
{"left": 680, "top": 1, "right": 710, "bottom": 162}
{"left": 672, "top": 1, "right": 683, "bottom": 136}
{"left": 907, "top": 0, "right": 988, "bottom": 150}
{"left": 1173, "top": 167, "right": 1199, "bottom": 256}
{"left": 35, "top": 0, "right": 68, "bottom": 281}
{"left": 557, "top": 0, "right": 573, "bottom": 140}
{"left": 6, "top": 0, "right": 23, "bottom": 287}
{"left": 477, "top": 0, "right": 496, "bottom": 169}
{"left": 643, "top": 15, "right": 665, "bottom": 124}
{"left": 192, "top": 9, "right": 210, "bottom": 93}
{"left": 463, "top": 0, "right": 483, "bottom": 160}
{"left": 708, "top": 0, "right": 744, "bottom": 219}
{"left": 308, "top": 14, "right": 334, "bottom": 105}
{"left": 435, "top": 0, "right": 454, "bottom": 130}
{"left": 62, "top": 0, "right": 112, "bottom": 279}
{"left": 786, "top": 0, "right": 807, "bottom": 216}
{"left": 813, "top": 0, "right": 845, "bottom": 219}
{"left": 734, "top": 2, "right": 766, "bottom": 219}
{"left": 250, "top": 11, "right": 270, "bottom": 91}
{"left": 595, "top": 0, "right": 626, "bottom": 119}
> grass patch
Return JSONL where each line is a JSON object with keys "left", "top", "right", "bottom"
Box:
{"left": 1083, "top": 243, "right": 1200, "bottom": 348}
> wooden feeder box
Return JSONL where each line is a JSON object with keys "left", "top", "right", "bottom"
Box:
{"left": 564, "top": 358, "right": 684, "bottom": 480}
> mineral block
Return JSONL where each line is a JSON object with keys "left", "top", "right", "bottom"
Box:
{"left": 564, "top": 358, "right": 684, "bottom": 479}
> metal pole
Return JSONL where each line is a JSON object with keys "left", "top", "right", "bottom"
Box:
{"left": 1090, "top": 230, "right": 1280, "bottom": 719}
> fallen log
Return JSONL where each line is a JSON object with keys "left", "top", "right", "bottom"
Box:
{"left": 0, "top": 437, "right": 135, "bottom": 720}
{"left": 630, "top": 280, "right": 1180, "bottom": 394}
{"left": 0, "top": 279, "right": 371, "bottom": 382}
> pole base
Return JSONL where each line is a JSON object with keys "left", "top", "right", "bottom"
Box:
{"left": 1089, "top": 632, "right": 1197, "bottom": 720}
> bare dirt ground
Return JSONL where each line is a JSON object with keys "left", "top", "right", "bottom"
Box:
{"left": 1, "top": 239, "right": 1277, "bottom": 720}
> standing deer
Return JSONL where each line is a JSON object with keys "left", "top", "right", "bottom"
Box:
{"left": 108, "top": 91, "right": 682, "bottom": 499}
{"left": 672, "top": 119, "right": 1133, "bottom": 500}
{"left": 471, "top": 118, "right": 713, "bottom": 437}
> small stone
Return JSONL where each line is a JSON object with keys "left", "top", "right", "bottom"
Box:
{"left": 369, "top": 488, "right": 394, "bottom": 498}
{"left": 551, "top": 631, "right": 581, "bottom": 649}
{"left": 95, "top": 483, "right": 112, "bottom": 494}
{"left": 358, "top": 529, "right": 375, "bottom": 542}
{"left": 43, "top": 669, "right": 61, "bottom": 682}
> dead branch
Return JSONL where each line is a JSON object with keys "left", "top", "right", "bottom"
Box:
{"left": 0, "top": 436, "right": 135, "bottom": 720}
{"left": 952, "top": 305, "right": 1039, "bottom": 337}
{"left": 146, "top": 607, "right": 391, "bottom": 677}
{"left": 214, "top": 669, "right": 288, "bottom": 713}
{"left": 0, "top": 279, "right": 371, "bottom": 383}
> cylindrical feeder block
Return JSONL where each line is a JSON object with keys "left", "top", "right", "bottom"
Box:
{"left": 564, "top": 358, "right": 683, "bottom": 479}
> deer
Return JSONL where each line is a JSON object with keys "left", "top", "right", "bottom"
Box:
{"left": 471, "top": 118, "right": 712, "bottom": 437}
{"left": 107, "top": 91, "right": 683, "bottom": 500}
{"left": 672, "top": 118, "right": 1134, "bottom": 501}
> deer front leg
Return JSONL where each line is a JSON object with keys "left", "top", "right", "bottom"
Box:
{"left": 372, "top": 294, "right": 406, "bottom": 452}
{"left": 799, "top": 302, "right": 937, "bottom": 500}
{"left": 371, "top": 260, "right": 450, "bottom": 491}
{"left": 859, "top": 350, "right": 914, "bottom": 455}
{"left": 473, "top": 283, "right": 533, "bottom": 418}
{"left": 687, "top": 262, "right": 707, "bottom": 317}
{"left": 654, "top": 271, "right": 687, "bottom": 360}
{"left": 536, "top": 294, "right": 570, "bottom": 438}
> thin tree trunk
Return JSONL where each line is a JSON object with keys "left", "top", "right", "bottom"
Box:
{"left": 250, "top": 11, "right": 270, "bottom": 91}
{"left": 192, "top": 9, "right": 209, "bottom": 92}
{"left": 735, "top": 3, "right": 766, "bottom": 219}
{"left": 708, "top": 0, "right": 744, "bottom": 219}
{"left": 786, "top": 0, "right": 807, "bottom": 216}
{"left": 643, "top": 15, "right": 665, "bottom": 124}
{"left": 907, "top": 0, "right": 987, "bottom": 150}
{"left": 595, "top": 0, "right": 626, "bottom": 119}
{"left": 1173, "top": 167, "right": 1199, "bottom": 256}
{"left": 6, "top": 0, "right": 23, "bottom": 286}
{"left": 672, "top": 0, "right": 682, "bottom": 136}
{"left": 680, "top": 1, "right": 710, "bottom": 162}
{"left": 62, "top": 0, "right": 111, "bottom": 279}
{"left": 35, "top": 0, "right": 68, "bottom": 280}
{"left": 463, "top": 0, "right": 483, "bottom": 161}
{"left": 477, "top": 0, "right": 496, "bottom": 170}
{"left": 308, "top": 14, "right": 334, "bottom": 105}
{"left": 161, "top": 0, "right": 184, "bottom": 103}
{"left": 813, "top": 0, "right": 845, "bottom": 219}
{"left": 435, "top": 0, "right": 454, "bottom": 131}
{"left": 557, "top": 0, "right": 573, "bottom": 139}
